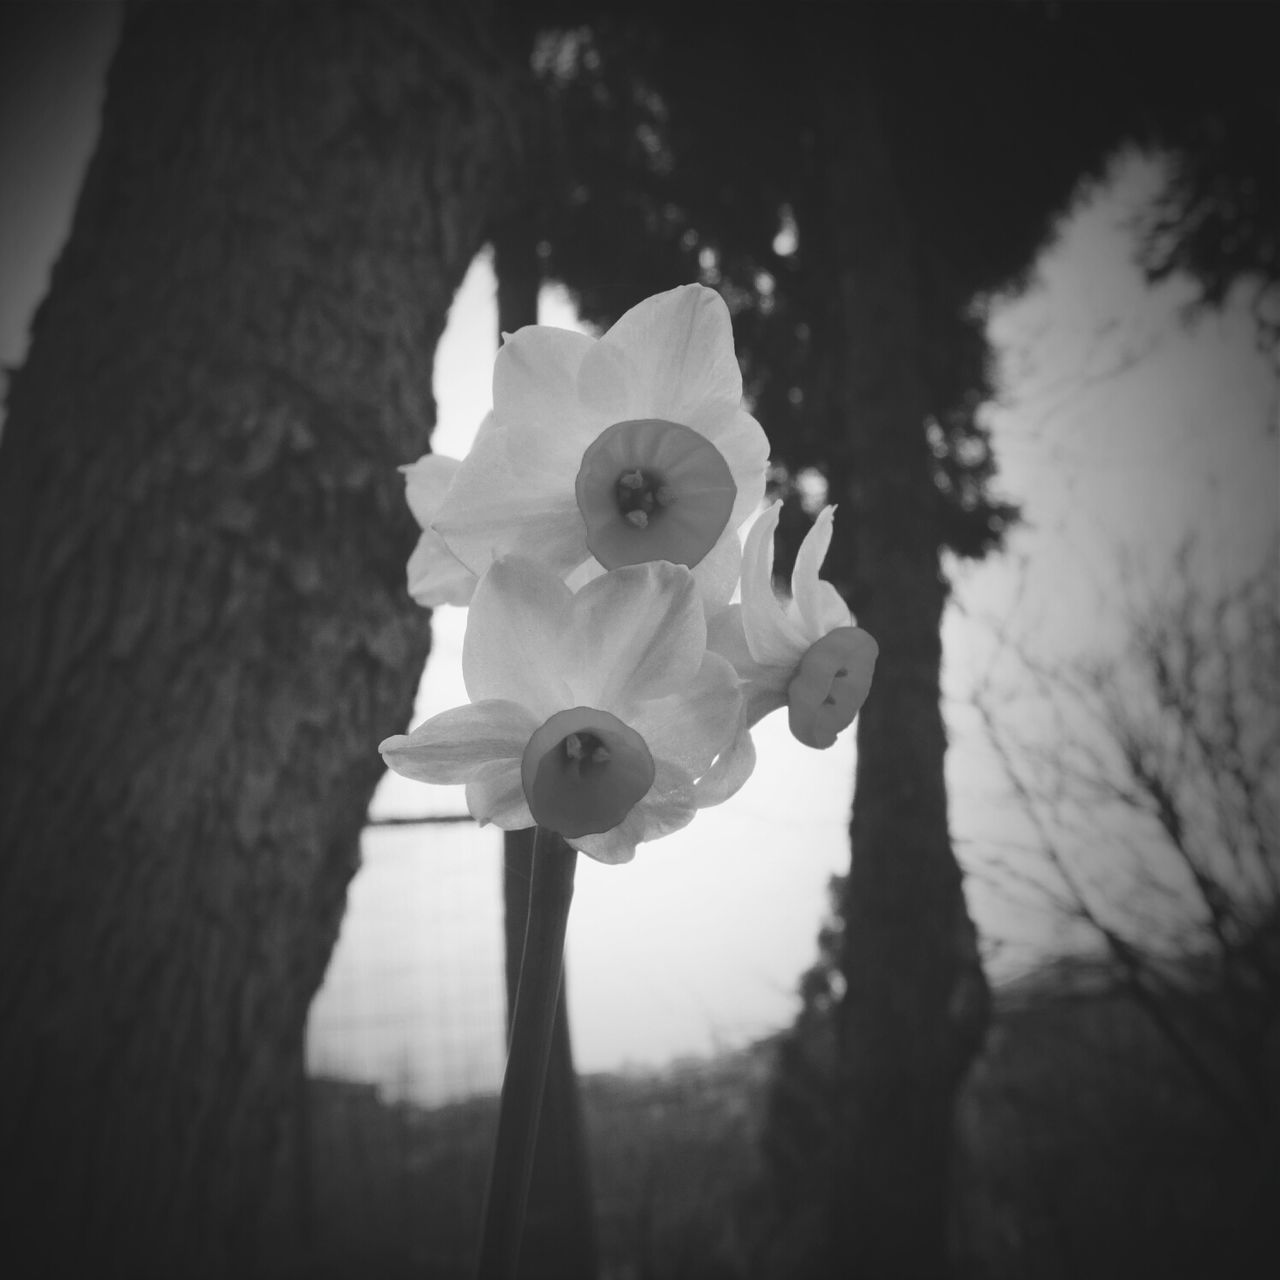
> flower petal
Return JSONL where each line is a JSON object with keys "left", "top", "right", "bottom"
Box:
{"left": 407, "top": 529, "right": 476, "bottom": 607}
{"left": 792, "top": 506, "right": 852, "bottom": 638}
{"left": 379, "top": 699, "right": 536, "bottom": 784}
{"left": 690, "top": 527, "right": 743, "bottom": 614}
{"left": 596, "top": 284, "right": 743, "bottom": 425}
{"left": 706, "top": 602, "right": 751, "bottom": 671}
{"left": 433, "top": 413, "right": 587, "bottom": 578}
{"left": 796, "top": 581, "right": 854, "bottom": 638}
{"left": 570, "top": 758, "right": 697, "bottom": 864}
{"left": 577, "top": 338, "right": 630, "bottom": 420}
{"left": 401, "top": 451, "right": 463, "bottom": 529}
{"left": 693, "top": 704, "right": 757, "bottom": 807}
{"left": 493, "top": 324, "right": 601, "bottom": 474}
{"left": 564, "top": 556, "right": 606, "bottom": 592}
{"left": 707, "top": 603, "right": 790, "bottom": 727}
{"left": 466, "top": 760, "right": 534, "bottom": 829}
{"left": 740, "top": 502, "right": 809, "bottom": 666}
{"left": 463, "top": 557, "right": 575, "bottom": 716}
{"left": 566, "top": 561, "right": 705, "bottom": 710}
{"left": 628, "top": 652, "right": 742, "bottom": 779}
{"left": 685, "top": 403, "right": 770, "bottom": 534}
{"left": 742, "top": 676, "right": 789, "bottom": 728}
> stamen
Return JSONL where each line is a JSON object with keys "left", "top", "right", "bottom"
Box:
{"left": 655, "top": 485, "right": 675, "bottom": 506}
{"left": 562, "top": 728, "right": 612, "bottom": 776}
{"left": 614, "top": 467, "right": 664, "bottom": 522}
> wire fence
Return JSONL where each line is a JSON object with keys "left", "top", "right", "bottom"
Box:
{"left": 305, "top": 818, "right": 507, "bottom": 1109}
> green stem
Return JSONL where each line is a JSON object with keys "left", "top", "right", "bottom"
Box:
{"left": 475, "top": 826, "right": 578, "bottom": 1280}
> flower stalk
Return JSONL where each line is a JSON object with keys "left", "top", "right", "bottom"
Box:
{"left": 475, "top": 825, "right": 579, "bottom": 1280}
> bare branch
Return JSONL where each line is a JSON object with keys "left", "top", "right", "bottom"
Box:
{"left": 966, "top": 546, "right": 1280, "bottom": 1132}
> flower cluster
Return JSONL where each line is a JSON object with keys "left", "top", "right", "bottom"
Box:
{"left": 381, "top": 285, "right": 877, "bottom": 862}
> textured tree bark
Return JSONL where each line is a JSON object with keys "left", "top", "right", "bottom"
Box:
{"left": 0, "top": 3, "right": 506, "bottom": 1274}
{"left": 819, "top": 56, "right": 991, "bottom": 1280}
{"left": 494, "top": 216, "right": 599, "bottom": 1280}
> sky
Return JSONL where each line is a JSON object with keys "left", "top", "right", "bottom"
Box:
{"left": 3, "top": 7, "right": 1275, "bottom": 1105}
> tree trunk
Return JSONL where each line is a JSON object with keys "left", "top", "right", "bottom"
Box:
{"left": 493, "top": 216, "right": 599, "bottom": 1280}
{"left": 820, "top": 60, "right": 991, "bottom": 1280}
{"left": 0, "top": 3, "right": 505, "bottom": 1274}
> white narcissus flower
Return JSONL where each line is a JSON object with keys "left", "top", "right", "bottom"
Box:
{"left": 402, "top": 449, "right": 477, "bottom": 607}
{"left": 698, "top": 502, "right": 877, "bottom": 804}
{"left": 431, "top": 284, "right": 768, "bottom": 612}
{"left": 379, "top": 555, "right": 743, "bottom": 864}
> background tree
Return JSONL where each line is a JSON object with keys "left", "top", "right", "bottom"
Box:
{"left": 956, "top": 546, "right": 1278, "bottom": 1274}
{"left": 1123, "top": 6, "right": 1280, "bottom": 339}
{"left": 0, "top": 3, "right": 510, "bottom": 1272}
{"left": 804, "top": 11, "right": 1276, "bottom": 1264}
{"left": 973, "top": 550, "right": 1279, "bottom": 1143}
